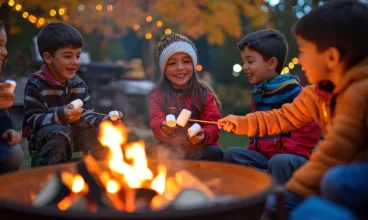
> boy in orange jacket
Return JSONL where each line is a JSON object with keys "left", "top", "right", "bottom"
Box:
{"left": 219, "top": 0, "right": 368, "bottom": 218}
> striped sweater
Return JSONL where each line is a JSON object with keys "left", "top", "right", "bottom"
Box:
{"left": 22, "top": 66, "right": 105, "bottom": 139}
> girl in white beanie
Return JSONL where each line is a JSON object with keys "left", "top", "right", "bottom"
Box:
{"left": 148, "top": 32, "right": 223, "bottom": 161}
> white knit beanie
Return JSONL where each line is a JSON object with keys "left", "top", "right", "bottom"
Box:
{"left": 156, "top": 32, "right": 198, "bottom": 74}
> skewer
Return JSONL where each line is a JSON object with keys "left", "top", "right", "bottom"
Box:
{"left": 82, "top": 108, "right": 107, "bottom": 116}
{"left": 188, "top": 119, "right": 219, "bottom": 125}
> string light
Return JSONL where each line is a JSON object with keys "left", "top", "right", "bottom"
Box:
{"left": 8, "top": 0, "right": 14, "bottom": 7}
{"left": 165, "top": 29, "right": 172, "bottom": 34}
{"left": 58, "top": 8, "right": 66, "bottom": 16}
{"left": 156, "top": 20, "right": 163, "bottom": 27}
{"left": 107, "top": 4, "right": 113, "bottom": 12}
{"left": 288, "top": 63, "right": 295, "bottom": 69}
{"left": 292, "top": 58, "right": 299, "bottom": 65}
{"left": 37, "top": 18, "right": 45, "bottom": 25}
{"left": 133, "top": 24, "right": 140, "bottom": 31}
{"left": 50, "top": 9, "right": 57, "bottom": 16}
{"left": 22, "top": 12, "right": 29, "bottom": 19}
{"left": 15, "top": 4, "right": 22, "bottom": 11}
{"left": 145, "top": 33, "right": 152, "bottom": 40}
{"left": 28, "top": 15, "right": 37, "bottom": 24}
{"left": 146, "top": 16, "right": 152, "bottom": 22}
{"left": 196, "top": 65, "right": 203, "bottom": 72}
{"left": 96, "top": 4, "right": 103, "bottom": 11}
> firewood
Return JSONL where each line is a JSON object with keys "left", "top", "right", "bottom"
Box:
{"left": 32, "top": 172, "right": 71, "bottom": 207}
{"left": 169, "top": 188, "right": 209, "bottom": 210}
{"left": 67, "top": 196, "right": 89, "bottom": 211}
{"left": 175, "top": 170, "right": 215, "bottom": 199}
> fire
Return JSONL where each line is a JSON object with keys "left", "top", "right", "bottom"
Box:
{"left": 106, "top": 179, "right": 120, "bottom": 194}
{"left": 71, "top": 175, "right": 85, "bottom": 193}
{"left": 98, "top": 121, "right": 165, "bottom": 192}
{"left": 151, "top": 164, "right": 166, "bottom": 195}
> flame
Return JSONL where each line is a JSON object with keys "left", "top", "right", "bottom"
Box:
{"left": 71, "top": 175, "right": 85, "bottom": 193}
{"left": 98, "top": 121, "right": 156, "bottom": 189}
{"left": 106, "top": 179, "right": 121, "bottom": 194}
{"left": 125, "top": 141, "right": 153, "bottom": 183}
{"left": 151, "top": 164, "right": 166, "bottom": 195}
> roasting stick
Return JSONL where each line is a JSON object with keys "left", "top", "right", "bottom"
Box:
{"left": 188, "top": 119, "right": 235, "bottom": 132}
{"left": 82, "top": 108, "right": 107, "bottom": 116}
{"left": 188, "top": 119, "right": 220, "bottom": 125}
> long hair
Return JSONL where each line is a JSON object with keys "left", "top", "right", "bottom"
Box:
{"left": 0, "top": 21, "right": 5, "bottom": 82}
{"left": 151, "top": 69, "right": 221, "bottom": 114}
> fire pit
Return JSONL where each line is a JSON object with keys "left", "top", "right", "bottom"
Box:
{"left": 0, "top": 160, "right": 274, "bottom": 219}
{"left": 0, "top": 121, "right": 276, "bottom": 219}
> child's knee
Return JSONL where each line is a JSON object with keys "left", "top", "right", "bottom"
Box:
{"left": 321, "top": 166, "right": 345, "bottom": 200}
{"left": 0, "top": 144, "right": 23, "bottom": 173}
{"left": 200, "top": 145, "right": 223, "bottom": 161}
{"left": 223, "top": 147, "right": 243, "bottom": 162}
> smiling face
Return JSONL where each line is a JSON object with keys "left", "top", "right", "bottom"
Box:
{"left": 0, "top": 28, "right": 8, "bottom": 71}
{"left": 165, "top": 52, "right": 194, "bottom": 89}
{"left": 43, "top": 46, "right": 81, "bottom": 83}
{"left": 296, "top": 36, "right": 331, "bottom": 84}
{"left": 240, "top": 47, "right": 278, "bottom": 85}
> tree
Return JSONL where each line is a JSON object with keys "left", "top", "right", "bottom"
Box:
{"left": 2, "top": 0, "right": 271, "bottom": 79}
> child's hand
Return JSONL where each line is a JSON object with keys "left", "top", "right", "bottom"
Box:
{"left": 218, "top": 115, "right": 237, "bottom": 133}
{"left": 0, "top": 83, "right": 15, "bottom": 109}
{"left": 161, "top": 121, "right": 175, "bottom": 135}
{"left": 1, "top": 129, "right": 21, "bottom": 146}
{"left": 188, "top": 129, "right": 205, "bottom": 145}
{"left": 64, "top": 104, "right": 83, "bottom": 123}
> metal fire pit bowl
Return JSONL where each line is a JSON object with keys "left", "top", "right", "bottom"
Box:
{"left": 0, "top": 160, "right": 274, "bottom": 220}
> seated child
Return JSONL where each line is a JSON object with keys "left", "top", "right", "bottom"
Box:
{"left": 224, "top": 29, "right": 321, "bottom": 184}
{"left": 148, "top": 32, "right": 223, "bottom": 161}
{"left": 219, "top": 0, "right": 368, "bottom": 217}
{"left": 22, "top": 22, "right": 122, "bottom": 166}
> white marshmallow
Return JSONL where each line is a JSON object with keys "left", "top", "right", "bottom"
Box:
{"left": 109, "top": 110, "right": 120, "bottom": 121}
{"left": 177, "top": 109, "right": 192, "bottom": 127}
{"left": 166, "top": 114, "right": 176, "bottom": 127}
{"left": 4, "top": 80, "right": 16, "bottom": 93}
{"left": 188, "top": 123, "right": 201, "bottom": 137}
{"left": 70, "top": 99, "right": 83, "bottom": 110}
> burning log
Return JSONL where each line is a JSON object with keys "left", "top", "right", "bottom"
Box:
{"left": 77, "top": 156, "right": 125, "bottom": 211}
{"left": 175, "top": 170, "right": 215, "bottom": 200}
{"left": 134, "top": 188, "right": 157, "bottom": 211}
{"left": 32, "top": 172, "right": 71, "bottom": 207}
{"left": 169, "top": 188, "right": 209, "bottom": 210}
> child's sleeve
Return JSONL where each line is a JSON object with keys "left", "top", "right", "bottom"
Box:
{"left": 79, "top": 83, "right": 106, "bottom": 127}
{"left": 149, "top": 94, "right": 177, "bottom": 141}
{"left": 286, "top": 84, "right": 368, "bottom": 197}
{"left": 24, "top": 83, "right": 68, "bottom": 130}
{"left": 196, "top": 92, "right": 221, "bottom": 148}
{"left": 234, "top": 85, "right": 319, "bottom": 136}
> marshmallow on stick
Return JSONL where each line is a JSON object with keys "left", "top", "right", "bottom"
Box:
{"left": 4, "top": 80, "right": 16, "bottom": 93}
{"left": 70, "top": 99, "right": 83, "bottom": 110}
{"left": 188, "top": 123, "right": 201, "bottom": 137}
{"left": 177, "top": 109, "right": 192, "bottom": 127}
{"left": 166, "top": 114, "right": 176, "bottom": 127}
{"left": 109, "top": 111, "right": 120, "bottom": 121}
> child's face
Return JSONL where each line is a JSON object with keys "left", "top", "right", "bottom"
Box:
{"left": 165, "top": 52, "right": 194, "bottom": 89}
{"left": 240, "top": 47, "right": 277, "bottom": 85}
{"left": 0, "top": 29, "right": 8, "bottom": 71}
{"left": 44, "top": 46, "right": 81, "bottom": 83}
{"left": 297, "top": 36, "right": 330, "bottom": 84}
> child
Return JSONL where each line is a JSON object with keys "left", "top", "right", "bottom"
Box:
{"left": 219, "top": 0, "right": 368, "bottom": 218}
{"left": 223, "top": 29, "right": 321, "bottom": 185}
{"left": 148, "top": 32, "right": 223, "bottom": 161}
{"left": 0, "top": 21, "right": 23, "bottom": 173}
{"left": 22, "top": 22, "right": 122, "bottom": 167}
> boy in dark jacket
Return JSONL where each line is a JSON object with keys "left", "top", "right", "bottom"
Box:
{"left": 23, "top": 22, "right": 122, "bottom": 167}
